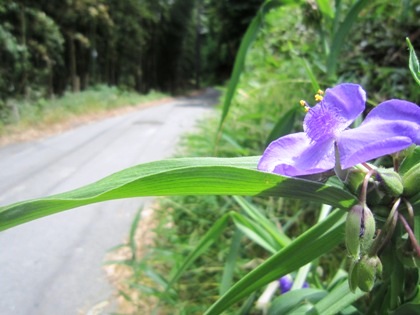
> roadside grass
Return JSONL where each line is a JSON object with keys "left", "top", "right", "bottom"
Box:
{"left": 104, "top": 70, "right": 335, "bottom": 314}
{"left": 0, "top": 85, "right": 168, "bottom": 141}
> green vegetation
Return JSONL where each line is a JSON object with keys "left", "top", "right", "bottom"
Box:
{"left": 0, "top": 0, "right": 262, "bottom": 97}
{"left": 0, "top": 85, "right": 166, "bottom": 138}
{"left": 0, "top": 0, "right": 264, "bottom": 138}
{"left": 1, "top": 0, "right": 420, "bottom": 314}
{"left": 102, "top": 1, "right": 420, "bottom": 314}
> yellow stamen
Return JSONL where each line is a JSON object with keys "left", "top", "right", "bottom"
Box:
{"left": 299, "top": 100, "right": 310, "bottom": 112}
{"left": 317, "top": 89, "right": 324, "bottom": 95}
{"left": 315, "top": 94, "right": 323, "bottom": 102}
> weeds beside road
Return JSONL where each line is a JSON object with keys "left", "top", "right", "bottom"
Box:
{"left": 0, "top": 85, "right": 169, "bottom": 147}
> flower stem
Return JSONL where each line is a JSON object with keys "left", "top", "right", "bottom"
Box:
{"left": 359, "top": 169, "right": 376, "bottom": 205}
{"left": 398, "top": 213, "right": 420, "bottom": 257}
{"left": 368, "top": 198, "right": 400, "bottom": 256}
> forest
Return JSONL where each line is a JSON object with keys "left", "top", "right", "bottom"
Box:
{"left": 0, "top": 0, "right": 262, "bottom": 98}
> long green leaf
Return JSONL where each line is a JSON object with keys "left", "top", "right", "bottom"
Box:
{"left": 268, "top": 288, "right": 327, "bottom": 314}
{"left": 406, "top": 37, "right": 420, "bottom": 86}
{"left": 166, "top": 212, "right": 231, "bottom": 291}
{"left": 316, "top": 0, "right": 334, "bottom": 19}
{"left": 326, "top": 0, "right": 370, "bottom": 78}
{"left": 231, "top": 212, "right": 278, "bottom": 253}
{"left": 218, "top": 8, "right": 262, "bottom": 132}
{"left": 204, "top": 209, "right": 347, "bottom": 315}
{"left": 218, "top": 0, "right": 299, "bottom": 132}
{"left": 234, "top": 196, "right": 291, "bottom": 248}
{"left": 265, "top": 107, "right": 299, "bottom": 147}
{"left": 219, "top": 227, "right": 243, "bottom": 295}
{"left": 0, "top": 157, "right": 357, "bottom": 231}
{"left": 311, "top": 281, "right": 364, "bottom": 315}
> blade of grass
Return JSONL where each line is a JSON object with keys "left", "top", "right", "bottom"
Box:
{"left": 326, "top": 0, "right": 370, "bottom": 78}
{"left": 217, "top": 0, "right": 299, "bottom": 133}
{"left": 219, "top": 227, "right": 243, "bottom": 295}
{"left": 265, "top": 107, "right": 299, "bottom": 147}
{"left": 165, "top": 212, "right": 231, "bottom": 291}
{"left": 310, "top": 281, "right": 364, "bottom": 315}
{"left": 0, "top": 157, "right": 357, "bottom": 231}
{"left": 129, "top": 207, "right": 143, "bottom": 261}
{"left": 231, "top": 212, "right": 279, "bottom": 253}
{"left": 406, "top": 37, "right": 420, "bottom": 86}
{"left": 268, "top": 288, "right": 327, "bottom": 314}
{"left": 233, "top": 196, "right": 291, "bottom": 247}
{"left": 204, "top": 209, "right": 347, "bottom": 315}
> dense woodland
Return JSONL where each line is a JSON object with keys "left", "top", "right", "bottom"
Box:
{"left": 0, "top": 0, "right": 262, "bottom": 100}
{"left": 1, "top": 0, "right": 419, "bottom": 122}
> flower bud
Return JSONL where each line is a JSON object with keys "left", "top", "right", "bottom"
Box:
{"left": 402, "top": 162, "right": 420, "bottom": 197}
{"left": 278, "top": 275, "right": 293, "bottom": 294}
{"left": 356, "top": 255, "right": 382, "bottom": 292}
{"left": 360, "top": 206, "right": 376, "bottom": 254}
{"left": 376, "top": 168, "right": 404, "bottom": 197}
{"left": 345, "top": 205, "right": 376, "bottom": 260}
{"left": 346, "top": 205, "right": 363, "bottom": 260}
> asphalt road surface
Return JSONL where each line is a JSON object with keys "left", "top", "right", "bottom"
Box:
{"left": 0, "top": 89, "right": 217, "bottom": 315}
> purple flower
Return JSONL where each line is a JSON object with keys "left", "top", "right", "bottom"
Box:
{"left": 279, "top": 275, "right": 309, "bottom": 294}
{"left": 279, "top": 275, "right": 293, "bottom": 294}
{"left": 258, "top": 83, "right": 420, "bottom": 176}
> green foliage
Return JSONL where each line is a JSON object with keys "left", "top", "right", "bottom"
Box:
{"left": 0, "top": 156, "right": 357, "bottom": 231}
{"left": 0, "top": 85, "right": 166, "bottom": 137}
{"left": 407, "top": 37, "right": 420, "bottom": 86}
{"left": 2, "top": 0, "right": 420, "bottom": 314}
{"left": 0, "top": 0, "right": 264, "bottom": 110}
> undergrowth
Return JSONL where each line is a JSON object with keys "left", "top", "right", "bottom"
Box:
{"left": 106, "top": 2, "right": 420, "bottom": 314}
{"left": 0, "top": 85, "right": 167, "bottom": 138}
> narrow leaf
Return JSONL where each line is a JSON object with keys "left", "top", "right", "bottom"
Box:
{"left": 316, "top": 0, "right": 334, "bottom": 19}
{"left": 218, "top": 0, "right": 300, "bottom": 132}
{"left": 265, "top": 107, "right": 299, "bottom": 147}
{"left": 406, "top": 37, "right": 420, "bottom": 86}
{"left": 0, "top": 157, "right": 357, "bottom": 231}
{"left": 311, "top": 281, "right": 364, "bottom": 315}
{"left": 218, "top": 10, "right": 262, "bottom": 132}
{"left": 219, "top": 227, "right": 242, "bottom": 295}
{"left": 204, "top": 209, "right": 347, "bottom": 315}
{"left": 268, "top": 288, "right": 327, "bottom": 315}
{"left": 233, "top": 196, "right": 291, "bottom": 247}
{"left": 300, "top": 57, "right": 321, "bottom": 92}
{"left": 231, "top": 212, "right": 279, "bottom": 253}
{"left": 327, "top": 0, "right": 370, "bottom": 78}
{"left": 166, "top": 212, "right": 230, "bottom": 291}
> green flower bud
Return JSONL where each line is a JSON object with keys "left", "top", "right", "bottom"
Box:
{"left": 376, "top": 168, "right": 404, "bottom": 197}
{"left": 346, "top": 205, "right": 363, "bottom": 260}
{"left": 356, "top": 255, "right": 382, "bottom": 292}
{"left": 402, "top": 163, "right": 420, "bottom": 197}
{"left": 360, "top": 206, "right": 376, "bottom": 254}
{"left": 345, "top": 205, "right": 376, "bottom": 260}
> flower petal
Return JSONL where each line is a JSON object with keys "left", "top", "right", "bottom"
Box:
{"left": 258, "top": 132, "right": 335, "bottom": 176}
{"left": 338, "top": 121, "right": 415, "bottom": 169}
{"left": 363, "top": 100, "right": 420, "bottom": 143}
{"left": 303, "top": 83, "right": 366, "bottom": 142}
{"left": 338, "top": 100, "right": 420, "bottom": 168}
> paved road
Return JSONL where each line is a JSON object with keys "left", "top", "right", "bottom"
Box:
{"left": 0, "top": 89, "right": 217, "bottom": 315}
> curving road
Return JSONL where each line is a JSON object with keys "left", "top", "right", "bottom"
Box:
{"left": 0, "top": 89, "right": 217, "bottom": 315}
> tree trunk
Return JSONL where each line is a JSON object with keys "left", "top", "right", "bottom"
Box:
{"left": 68, "top": 34, "right": 79, "bottom": 92}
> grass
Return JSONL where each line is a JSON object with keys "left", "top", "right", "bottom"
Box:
{"left": 103, "top": 74, "right": 333, "bottom": 314}
{"left": 0, "top": 85, "right": 168, "bottom": 141}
